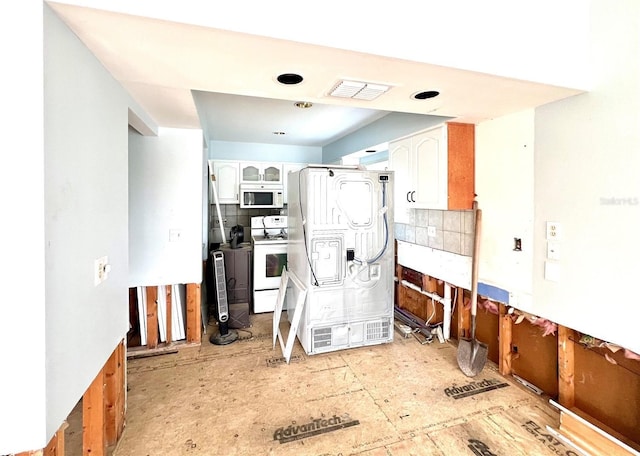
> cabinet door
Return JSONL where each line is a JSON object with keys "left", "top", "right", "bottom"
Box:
{"left": 413, "top": 127, "right": 447, "bottom": 210}
{"left": 263, "top": 164, "right": 282, "bottom": 183}
{"left": 388, "top": 138, "right": 413, "bottom": 224}
{"left": 240, "top": 164, "right": 261, "bottom": 182}
{"left": 212, "top": 161, "right": 240, "bottom": 204}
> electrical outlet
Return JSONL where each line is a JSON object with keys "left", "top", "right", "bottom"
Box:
{"left": 546, "top": 222, "right": 561, "bottom": 240}
{"left": 427, "top": 226, "right": 436, "bottom": 237}
{"left": 94, "top": 256, "right": 109, "bottom": 286}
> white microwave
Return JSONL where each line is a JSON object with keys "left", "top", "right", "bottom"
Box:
{"left": 240, "top": 184, "right": 284, "bottom": 209}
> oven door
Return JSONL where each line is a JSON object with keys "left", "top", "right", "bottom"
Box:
{"left": 253, "top": 242, "right": 287, "bottom": 290}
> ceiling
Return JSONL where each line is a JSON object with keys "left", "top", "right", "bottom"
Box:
{"left": 47, "top": 2, "right": 585, "bottom": 149}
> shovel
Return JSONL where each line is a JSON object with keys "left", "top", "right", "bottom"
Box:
{"left": 457, "top": 206, "right": 488, "bottom": 377}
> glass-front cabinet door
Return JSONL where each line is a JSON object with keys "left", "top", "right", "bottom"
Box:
{"left": 240, "top": 162, "right": 282, "bottom": 184}
{"left": 241, "top": 165, "right": 260, "bottom": 182}
{"left": 263, "top": 165, "right": 281, "bottom": 182}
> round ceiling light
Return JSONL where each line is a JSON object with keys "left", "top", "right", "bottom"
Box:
{"left": 294, "top": 101, "right": 313, "bottom": 109}
{"left": 277, "top": 73, "right": 304, "bottom": 85}
{"left": 413, "top": 90, "right": 440, "bottom": 100}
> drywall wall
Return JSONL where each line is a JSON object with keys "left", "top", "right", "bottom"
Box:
{"left": 0, "top": 2, "right": 46, "bottom": 454}
{"left": 475, "top": 110, "right": 535, "bottom": 309}
{"left": 208, "top": 140, "right": 322, "bottom": 164}
{"left": 533, "top": 0, "right": 640, "bottom": 354}
{"left": 129, "top": 127, "right": 204, "bottom": 286}
{"left": 43, "top": 3, "right": 131, "bottom": 447}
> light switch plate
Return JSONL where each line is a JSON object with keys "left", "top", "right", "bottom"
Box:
{"left": 427, "top": 226, "right": 436, "bottom": 237}
{"left": 94, "top": 256, "right": 109, "bottom": 286}
{"left": 169, "top": 229, "right": 182, "bottom": 242}
{"left": 547, "top": 241, "right": 561, "bottom": 260}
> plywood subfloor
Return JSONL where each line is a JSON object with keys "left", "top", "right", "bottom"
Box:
{"left": 110, "top": 313, "right": 568, "bottom": 456}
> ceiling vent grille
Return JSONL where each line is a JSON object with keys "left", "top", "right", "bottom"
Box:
{"left": 329, "top": 80, "right": 390, "bottom": 101}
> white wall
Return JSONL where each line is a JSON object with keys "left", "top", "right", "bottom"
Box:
{"left": 476, "top": 110, "right": 535, "bottom": 309}
{"left": 129, "top": 127, "right": 204, "bottom": 286}
{"left": 43, "top": 3, "right": 132, "bottom": 448}
{"left": 0, "top": 2, "right": 47, "bottom": 453}
{"left": 533, "top": 0, "right": 640, "bottom": 353}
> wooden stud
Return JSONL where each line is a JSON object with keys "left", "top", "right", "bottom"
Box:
{"left": 115, "top": 342, "right": 125, "bottom": 440}
{"left": 104, "top": 340, "right": 125, "bottom": 447}
{"left": 422, "top": 274, "right": 438, "bottom": 293}
{"left": 186, "top": 283, "right": 202, "bottom": 343}
{"left": 558, "top": 325, "right": 576, "bottom": 408}
{"left": 456, "top": 288, "right": 470, "bottom": 339}
{"left": 83, "top": 367, "right": 106, "bottom": 456}
{"left": 165, "top": 284, "right": 173, "bottom": 344}
{"left": 498, "top": 304, "right": 513, "bottom": 376}
{"left": 44, "top": 422, "right": 67, "bottom": 456}
{"left": 555, "top": 404, "right": 638, "bottom": 456}
{"left": 145, "top": 286, "right": 159, "bottom": 349}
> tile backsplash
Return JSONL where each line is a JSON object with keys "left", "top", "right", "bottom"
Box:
{"left": 209, "top": 204, "right": 284, "bottom": 245}
{"left": 394, "top": 209, "right": 475, "bottom": 257}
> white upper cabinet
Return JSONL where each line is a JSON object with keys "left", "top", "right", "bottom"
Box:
{"left": 412, "top": 127, "right": 448, "bottom": 209}
{"left": 389, "top": 122, "right": 475, "bottom": 222}
{"left": 240, "top": 162, "right": 283, "bottom": 184}
{"left": 209, "top": 160, "right": 240, "bottom": 204}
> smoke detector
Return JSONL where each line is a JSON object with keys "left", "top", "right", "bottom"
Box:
{"left": 329, "top": 80, "right": 390, "bottom": 101}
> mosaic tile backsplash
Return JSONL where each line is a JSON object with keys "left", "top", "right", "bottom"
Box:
{"left": 394, "top": 209, "right": 475, "bottom": 257}
{"left": 209, "top": 204, "right": 284, "bottom": 245}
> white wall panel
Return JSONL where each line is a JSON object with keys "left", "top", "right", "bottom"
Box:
{"left": 476, "top": 110, "right": 535, "bottom": 310}
{"left": 533, "top": 0, "right": 640, "bottom": 353}
{"left": 129, "top": 127, "right": 204, "bottom": 286}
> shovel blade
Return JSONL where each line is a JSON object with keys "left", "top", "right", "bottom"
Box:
{"left": 457, "top": 338, "right": 489, "bottom": 377}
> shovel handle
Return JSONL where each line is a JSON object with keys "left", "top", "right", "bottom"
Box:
{"left": 470, "top": 207, "right": 482, "bottom": 338}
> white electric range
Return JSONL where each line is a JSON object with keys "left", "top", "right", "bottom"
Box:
{"left": 250, "top": 215, "right": 288, "bottom": 313}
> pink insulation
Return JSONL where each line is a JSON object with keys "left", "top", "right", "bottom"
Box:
{"left": 624, "top": 349, "right": 640, "bottom": 361}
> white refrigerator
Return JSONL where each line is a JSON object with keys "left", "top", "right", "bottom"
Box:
{"left": 286, "top": 165, "right": 394, "bottom": 355}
